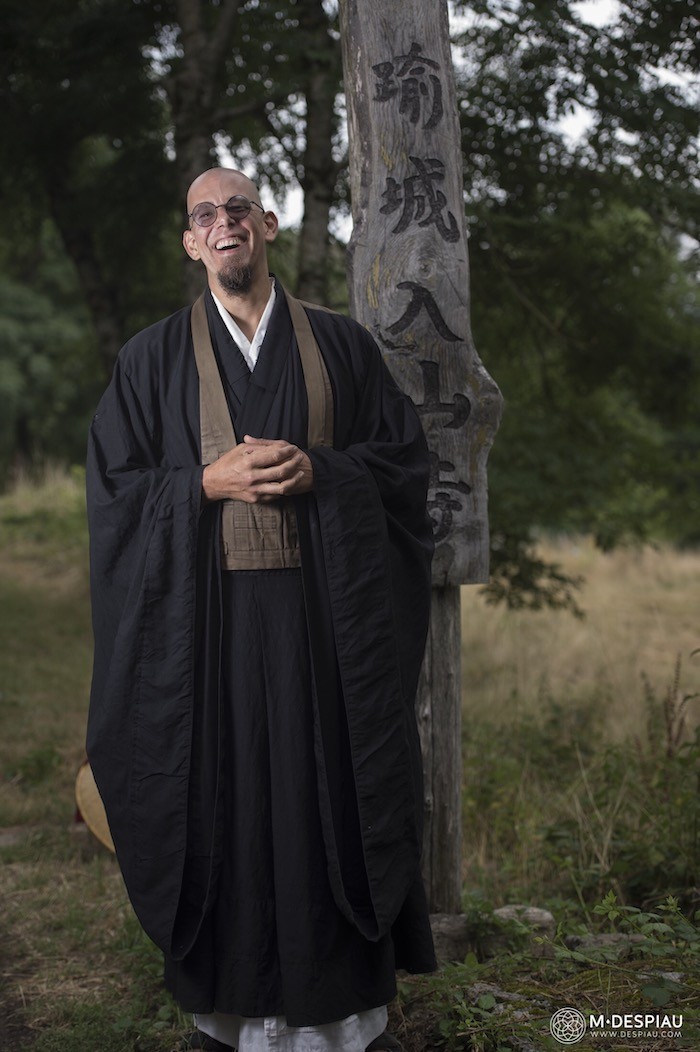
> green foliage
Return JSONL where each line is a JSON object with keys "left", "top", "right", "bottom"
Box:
{"left": 0, "top": 0, "right": 698, "bottom": 613}
{"left": 0, "top": 0, "right": 182, "bottom": 355}
{"left": 394, "top": 892, "right": 699, "bottom": 1049}
{"left": 12, "top": 745, "right": 62, "bottom": 789}
{"left": 30, "top": 1005, "right": 154, "bottom": 1052}
{"left": 0, "top": 254, "right": 99, "bottom": 479}
{"left": 542, "top": 666, "right": 700, "bottom": 910}
{"left": 454, "top": 0, "right": 699, "bottom": 233}
{"left": 482, "top": 528, "right": 585, "bottom": 614}
{"left": 453, "top": 0, "right": 700, "bottom": 603}
{"left": 216, "top": 0, "right": 345, "bottom": 212}
{"left": 0, "top": 472, "right": 91, "bottom": 829}
{"left": 555, "top": 892, "right": 698, "bottom": 1010}
{"left": 28, "top": 961, "right": 185, "bottom": 1052}
{"left": 464, "top": 652, "right": 700, "bottom": 916}
{"left": 0, "top": 466, "right": 89, "bottom": 551}
{"left": 406, "top": 955, "right": 542, "bottom": 1052}
{"left": 477, "top": 192, "right": 700, "bottom": 593}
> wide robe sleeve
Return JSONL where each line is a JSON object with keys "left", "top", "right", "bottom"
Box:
{"left": 299, "top": 310, "right": 434, "bottom": 955}
{"left": 86, "top": 328, "right": 219, "bottom": 959}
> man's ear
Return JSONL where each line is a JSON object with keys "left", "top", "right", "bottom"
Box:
{"left": 183, "top": 229, "right": 200, "bottom": 260}
{"left": 263, "top": 210, "right": 279, "bottom": 244}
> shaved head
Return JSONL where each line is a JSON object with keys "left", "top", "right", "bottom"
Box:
{"left": 182, "top": 166, "right": 278, "bottom": 312}
{"left": 186, "top": 168, "right": 262, "bottom": 214}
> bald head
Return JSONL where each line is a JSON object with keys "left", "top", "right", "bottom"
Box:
{"left": 186, "top": 168, "right": 262, "bottom": 215}
{"left": 182, "top": 166, "right": 279, "bottom": 311}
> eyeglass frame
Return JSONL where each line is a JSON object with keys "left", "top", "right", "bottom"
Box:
{"left": 187, "top": 195, "right": 266, "bottom": 228}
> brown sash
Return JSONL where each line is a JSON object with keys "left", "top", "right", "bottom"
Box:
{"left": 191, "top": 287, "right": 334, "bottom": 570}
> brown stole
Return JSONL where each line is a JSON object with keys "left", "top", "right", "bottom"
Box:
{"left": 191, "top": 288, "right": 334, "bottom": 570}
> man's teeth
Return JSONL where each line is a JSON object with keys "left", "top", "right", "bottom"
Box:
{"left": 216, "top": 238, "right": 242, "bottom": 249}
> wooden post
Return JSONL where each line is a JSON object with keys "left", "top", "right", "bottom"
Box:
{"left": 339, "top": 0, "right": 502, "bottom": 914}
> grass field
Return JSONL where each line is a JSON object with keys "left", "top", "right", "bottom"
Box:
{"left": 461, "top": 536, "right": 700, "bottom": 742}
{"left": 460, "top": 538, "right": 700, "bottom": 913}
{"left": 1, "top": 474, "right": 699, "bottom": 1050}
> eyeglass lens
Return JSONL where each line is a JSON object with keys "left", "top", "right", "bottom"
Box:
{"left": 191, "top": 196, "right": 258, "bottom": 227}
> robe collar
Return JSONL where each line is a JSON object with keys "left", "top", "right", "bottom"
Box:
{"left": 210, "top": 280, "right": 276, "bottom": 372}
{"left": 203, "top": 278, "right": 296, "bottom": 440}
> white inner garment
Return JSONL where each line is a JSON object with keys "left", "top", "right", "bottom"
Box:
{"left": 211, "top": 281, "right": 277, "bottom": 372}
{"left": 194, "top": 1006, "right": 388, "bottom": 1051}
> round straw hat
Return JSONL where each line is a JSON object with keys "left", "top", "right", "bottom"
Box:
{"left": 75, "top": 761, "right": 115, "bottom": 853}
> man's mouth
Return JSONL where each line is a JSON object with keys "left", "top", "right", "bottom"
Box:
{"left": 215, "top": 237, "right": 244, "bottom": 251}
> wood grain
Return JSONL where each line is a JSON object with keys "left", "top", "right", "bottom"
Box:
{"left": 339, "top": 0, "right": 503, "bottom": 915}
{"left": 339, "top": 0, "right": 502, "bottom": 586}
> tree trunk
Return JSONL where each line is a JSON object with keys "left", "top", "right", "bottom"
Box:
{"left": 339, "top": 0, "right": 502, "bottom": 913}
{"left": 171, "top": 0, "right": 221, "bottom": 195}
{"left": 170, "top": 0, "right": 244, "bottom": 302}
{"left": 294, "top": 0, "right": 341, "bottom": 303}
{"left": 45, "top": 178, "right": 123, "bottom": 375}
{"left": 168, "top": 0, "right": 341, "bottom": 306}
{"left": 416, "top": 587, "right": 462, "bottom": 912}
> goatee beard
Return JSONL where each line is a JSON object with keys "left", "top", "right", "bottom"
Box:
{"left": 217, "top": 263, "right": 253, "bottom": 295}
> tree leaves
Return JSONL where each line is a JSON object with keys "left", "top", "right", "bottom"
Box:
{"left": 450, "top": 0, "right": 699, "bottom": 592}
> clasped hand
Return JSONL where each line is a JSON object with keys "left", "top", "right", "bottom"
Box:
{"left": 202, "top": 435, "right": 313, "bottom": 504}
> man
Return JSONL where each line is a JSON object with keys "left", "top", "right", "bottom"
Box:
{"left": 87, "top": 167, "right": 436, "bottom": 1052}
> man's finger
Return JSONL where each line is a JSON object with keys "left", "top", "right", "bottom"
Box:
{"left": 242, "top": 436, "right": 301, "bottom": 459}
{"left": 253, "top": 470, "right": 306, "bottom": 499}
{"left": 242, "top": 435, "right": 289, "bottom": 449}
{"left": 230, "top": 444, "right": 298, "bottom": 469}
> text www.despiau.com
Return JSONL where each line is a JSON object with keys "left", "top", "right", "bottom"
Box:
{"left": 590, "top": 1012, "right": 683, "bottom": 1039}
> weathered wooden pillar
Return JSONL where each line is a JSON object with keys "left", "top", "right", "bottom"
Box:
{"left": 339, "top": 0, "right": 502, "bottom": 914}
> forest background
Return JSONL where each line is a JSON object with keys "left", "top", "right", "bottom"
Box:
{"left": 1, "top": 0, "right": 698, "bottom": 603}
{"left": 1, "top": 1, "right": 700, "bottom": 1049}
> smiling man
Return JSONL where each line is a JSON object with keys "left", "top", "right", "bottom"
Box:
{"left": 183, "top": 170, "right": 276, "bottom": 325}
{"left": 86, "top": 167, "right": 436, "bottom": 1052}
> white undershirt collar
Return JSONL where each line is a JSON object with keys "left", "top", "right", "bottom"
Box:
{"left": 211, "top": 279, "right": 276, "bottom": 372}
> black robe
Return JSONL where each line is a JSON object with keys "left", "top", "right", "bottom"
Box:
{"left": 86, "top": 285, "right": 436, "bottom": 1024}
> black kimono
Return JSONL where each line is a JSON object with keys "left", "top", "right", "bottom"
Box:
{"left": 86, "top": 285, "right": 436, "bottom": 1026}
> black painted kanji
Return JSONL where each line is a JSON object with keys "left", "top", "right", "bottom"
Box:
{"left": 380, "top": 157, "right": 459, "bottom": 242}
{"left": 372, "top": 42, "right": 443, "bottom": 129}
{"left": 415, "top": 361, "right": 471, "bottom": 429}
{"left": 388, "top": 282, "right": 461, "bottom": 342}
{"left": 426, "top": 451, "right": 471, "bottom": 542}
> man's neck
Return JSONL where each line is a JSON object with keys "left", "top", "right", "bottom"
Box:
{"left": 210, "top": 276, "right": 273, "bottom": 342}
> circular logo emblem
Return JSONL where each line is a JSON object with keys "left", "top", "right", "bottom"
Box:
{"left": 550, "top": 1007, "right": 587, "bottom": 1044}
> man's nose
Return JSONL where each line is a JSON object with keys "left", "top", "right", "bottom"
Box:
{"left": 213, "top": 204, "right": 237, "bottom": 224}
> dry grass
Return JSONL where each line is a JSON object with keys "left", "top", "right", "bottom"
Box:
{"left": 461, "top": 536, "right": 700, "bottom": 741}
{"left": 2, "top": 849, "right": 125, "bottom": 1004}
{"left": 459, "top": 537, "right": 700, "bottom": 917}
{"left": 0, "top": 474, "right": 187, "bottom": 1050}
{"left": 0, "top": 471, "right": 92, "bottom": 831}
{"left": 0, "top": 838, "right": 186, "bottom": 1050}
{"left": 2, "top": 473, "right": 699, "bottom": 1048}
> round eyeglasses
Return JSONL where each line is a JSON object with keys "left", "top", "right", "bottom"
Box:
{"left": 188, "top": 195, "right": 265, "bottom": 228}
